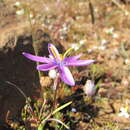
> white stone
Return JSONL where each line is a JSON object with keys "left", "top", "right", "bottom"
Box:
{"left": 101, "top": 39, "right": 108, "bottom": 45}
{"left": 105, "top": 27, "right": 114, "bottom": 34}
{"left": 118, "top": 107, "right": 130, "bottom": 118}
{"left": 112, "top": 33, "right": 119, "bottom": 38}
{"left": 29, "top": 14, "right": 34, "bottom": 18}
{"left": 49, "top": 69, "right": 57, "bottom": 79}
{"left": 71, "top": 43, "right": 80, "bottom": 51}
{"left": 71, "top": 108, "right": 77, "bottom": 112}
{"left": 125, "top": 59, "right": 130, "bottom": 64}
{"left": 16, "top": 9, "right": 24, "bottom": 15}
{"left": 14, "top": 1, "right": 21, "bottom": 7}
{"left": 79, "top": 40, "right": 86, "bottom": 45}
{"left": 98, "top": 45, "right": 106, "bottom": 50}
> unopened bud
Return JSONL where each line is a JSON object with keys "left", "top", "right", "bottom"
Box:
{"left": 83, "top": 80, "right": 96, "bottom": 96}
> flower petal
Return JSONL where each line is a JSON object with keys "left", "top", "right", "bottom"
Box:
{"left": 59, "top": 65, "right": 75, "bottom": 86}
{"left": 65, "top": 60, "right": 95, "bottom": 66}
{"left": 37, "top": 63, "right": 57, "bottom": 71}
{"left": 22, "top": 52, "right": 53, "bottom": 63}
{"left": 64, "top": 54, "right": 82, "bottom": 62}
{"left": 48, "top": 43, "right": 61, "bottom": 61}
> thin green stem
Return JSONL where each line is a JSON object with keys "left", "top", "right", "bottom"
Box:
{"left": 26, "top": 7, "right": 41, "bottom": 79}
{"left": 53, "top": 74, "right": 60, "bottom": 110}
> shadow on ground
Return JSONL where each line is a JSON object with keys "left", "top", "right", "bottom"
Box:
{"left": 0, "top": 34, "right": 40, "bottom": 126}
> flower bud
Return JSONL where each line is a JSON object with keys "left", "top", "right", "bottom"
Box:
{"left": 83, "top": 80, "right": 96, "bottom": 96}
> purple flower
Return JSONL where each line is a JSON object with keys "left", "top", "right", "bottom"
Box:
{"left": 22, "top": 43, "right": 94, "bottom": 86}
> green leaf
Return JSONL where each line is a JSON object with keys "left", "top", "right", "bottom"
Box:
{"left": 52, "top": 101, "right": 72, "bottom": 115}
{"left": 38, "top": 124, "right": 44, "bottom": 130}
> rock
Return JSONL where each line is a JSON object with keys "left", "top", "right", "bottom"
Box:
{"left": 0, "top": 21, "right": 64, "bottom": 123}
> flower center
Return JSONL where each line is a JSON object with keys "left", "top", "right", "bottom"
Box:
{"left": 49, "top": 46, "right": 73, "bottom": 65}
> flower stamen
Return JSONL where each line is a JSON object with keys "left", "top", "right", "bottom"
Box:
{"left": 49, "top": 46, "right": 61, "bottom": 60}
{"left": 63, "top": 48, "right": 73, "bottom": 59}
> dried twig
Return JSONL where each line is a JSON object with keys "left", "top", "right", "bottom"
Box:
{"left": 112, "top": 0, "right": 130, "bottom": 15}
{"left": 88, "top": 0, "right": 95, "bottom": 24}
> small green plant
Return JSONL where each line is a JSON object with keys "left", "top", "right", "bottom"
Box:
{"left": 22, "top": 97, "right": 72, "bottom": 129}
{"left": 90, "top": 64, "right": 105, "bottom": 80}
{"left": 5, "top": 81, "right": 71, "bottom": 129}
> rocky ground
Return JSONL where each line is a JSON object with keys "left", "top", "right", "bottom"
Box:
{"left": 0, "top": 0, "right": 130, "bottom": 129}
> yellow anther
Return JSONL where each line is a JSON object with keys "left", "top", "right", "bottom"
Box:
{"left": 63, "top": 48, "right": 73, "bottom": 59}
{"left": 49, "top": 46, "right": 60, "bottom": 60}
{"left": 59, "top": 54, "right": 63, "bottom": 60}
{"left": 49, "top": 46, "right": 74, "bottom": 61}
